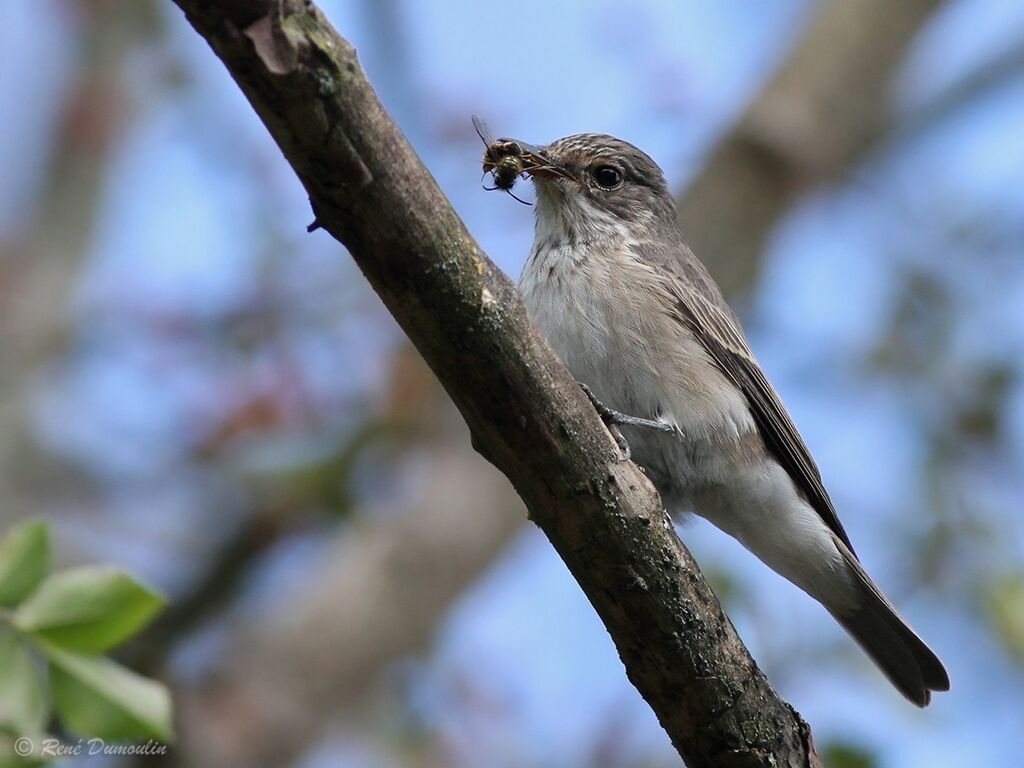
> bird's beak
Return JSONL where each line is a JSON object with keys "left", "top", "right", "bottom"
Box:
{"left": 489, "top": 138, "right": 573, "bottom": 182}
{"left": 519, "top": 148, "right": 573, "bottom": 181}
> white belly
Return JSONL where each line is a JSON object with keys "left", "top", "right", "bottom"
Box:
{"left": 520, "top": 243, "right": 752, "bottom": 442}
{"left": 519, "top": 241, "right": 757, "bottom": 498}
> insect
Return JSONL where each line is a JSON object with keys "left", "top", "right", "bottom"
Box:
{"left": 471, "top": 115, "right": 546, "bottom": 205}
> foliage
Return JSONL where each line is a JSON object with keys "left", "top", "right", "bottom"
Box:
{"left": 821, "top": 741, "right": 877, "bottom": 768}
{"left": 0, "top": 521, "right": 172, "bottom": 765}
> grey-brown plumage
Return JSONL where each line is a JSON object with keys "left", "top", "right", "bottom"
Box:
{"left": 508, "top": 132, "right": 949, "bottom": 706}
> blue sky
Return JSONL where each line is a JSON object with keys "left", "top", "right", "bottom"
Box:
{"left": 2, "top": 1, "right": 1023, "bottom": 765}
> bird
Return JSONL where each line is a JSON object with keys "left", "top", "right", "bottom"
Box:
{"left": 505, "top": 131, "right": 950, "bottom": 706}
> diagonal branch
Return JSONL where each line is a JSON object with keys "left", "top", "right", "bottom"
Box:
{"left": 169, "top": 1, "right": 821, "bottom": 764}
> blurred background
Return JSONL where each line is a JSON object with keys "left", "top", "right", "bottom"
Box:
{"left": 2, "top": 0, "right": 1023, "bottom": 765}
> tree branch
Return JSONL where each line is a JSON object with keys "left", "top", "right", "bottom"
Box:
{"left": 170, "top": 1, "right": 820, "bottom": 764}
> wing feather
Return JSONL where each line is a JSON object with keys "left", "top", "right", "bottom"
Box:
{"left": 666, "top": 275, "right": 857, "bottom": 556}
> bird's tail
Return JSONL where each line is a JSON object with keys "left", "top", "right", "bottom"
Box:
{"left": 829, "top": 549, "right": 950, "bottom": 707}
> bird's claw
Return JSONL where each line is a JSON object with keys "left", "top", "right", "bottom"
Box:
{"left": 579, "top": 383, "right": 676, "bottom": 461}
{"left": 609, "top": 423, "right": 631, "bottom": 462}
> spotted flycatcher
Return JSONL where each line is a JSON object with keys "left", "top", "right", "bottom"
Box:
{"left": 502, "top": 132, "right": 949, "bottom": 706}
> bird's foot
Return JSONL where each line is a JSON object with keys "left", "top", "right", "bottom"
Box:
{"left": 579, "top": 383, "right": 677, "bottom": 462}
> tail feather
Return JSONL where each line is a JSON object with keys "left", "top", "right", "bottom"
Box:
{"left": 830, "top": 550, "right": 950, "bottom": 706}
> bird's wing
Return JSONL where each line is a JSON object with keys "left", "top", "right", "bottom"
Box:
{"left": 645, "top": 245, "right": 857, "bottom": 556}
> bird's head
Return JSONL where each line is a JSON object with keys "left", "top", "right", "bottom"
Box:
{"left": 515, "top": 133, "right": 678, "bottom": 244}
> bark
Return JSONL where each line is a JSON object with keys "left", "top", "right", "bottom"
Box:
{"left": 678, "top": 0, "right": 943, "bottom": 301}
{"left": 170, "top": 0, "right": 822, "bottom": 765}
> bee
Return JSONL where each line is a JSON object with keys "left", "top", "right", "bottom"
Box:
{"left": 471, "top": 115, "right": 545, "bottom": 205}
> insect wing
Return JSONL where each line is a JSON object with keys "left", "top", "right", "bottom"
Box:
{"left": 471, "top": 114, "right": 494, "bottom": 146}
{"left": 513, "top": 139, "right": 546, "bottom": 158}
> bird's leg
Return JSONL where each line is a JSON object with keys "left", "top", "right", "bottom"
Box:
{"left": 580, "top": 384, "right": 677, "bottom": 434}
{"left": 579, "top": 383, "right": 677, "bottom": 462}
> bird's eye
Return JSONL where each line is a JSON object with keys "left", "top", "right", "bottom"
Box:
{"left": 593, "top": 165, "right": 623, "bottom": 189}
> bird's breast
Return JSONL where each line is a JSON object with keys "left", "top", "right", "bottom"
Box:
{"left": 520, "top": 237, "right": 753, "bottom": 495}
{"left": 519, "top": 240, "right": 613, "bottom": 382}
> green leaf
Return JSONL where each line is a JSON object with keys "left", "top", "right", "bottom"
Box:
{"left": 13, "top": 567, "right": 163, "bottom": 652}
{"left": 0, "top": 522, "right": 49, "bottom": 608}
{"left": 0, "top": 631, "right": 48, "bottom": 737}
{"left": 820, "top": 741, "right": 876, "bottom": 768}
{"left": 39, "top": 642, "right": 172, "bottom": 742}
{"left": 986, "top": 573, "right": 1024, "bottom": 661}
